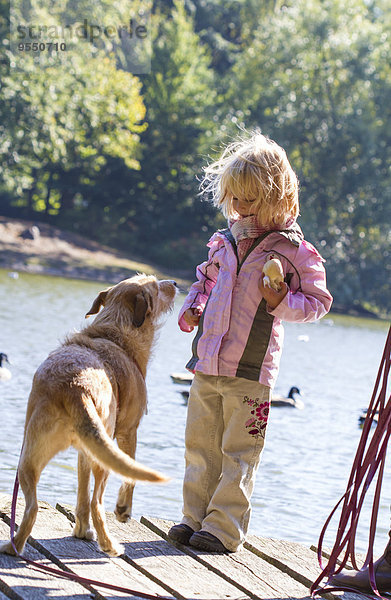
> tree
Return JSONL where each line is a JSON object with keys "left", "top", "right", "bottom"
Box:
{"left": 0, "top": 0, "right": 146, "bottom": 222}
{"left": 184, "top": 0, "right": 280, "bottom": 73}
{"left": 117, "top": 0, "right": 220, "bottom": 267}
{"left": 228, "top": 0, "right": 391, "bottom": 313}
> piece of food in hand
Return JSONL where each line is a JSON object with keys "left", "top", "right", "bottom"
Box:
{"left": 262, "top": 258, "right": 284, "bottom": 291}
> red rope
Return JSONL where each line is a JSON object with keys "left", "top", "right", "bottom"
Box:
{"left": 311, "top": 325, "right": 391, "bottom": 599}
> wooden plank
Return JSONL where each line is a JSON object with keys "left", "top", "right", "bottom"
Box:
{"left": 245, "top": 536, "right": 366, "bottom": 600}
{"left": 141, "top": 517, "right": 314, "bottom": 600}
{"left": 246, "top": 535, "right": 324, "bottom": 587}
{"left": 0, "top": 495, "right": 171, "bottom": 600}
{"left": 0, "top": 520, "right": 95, "bottom": 600}
{"left": 58, "top": 503, "right": 251, "bottom": 600}
{"left": 310, "top": 544, "right": 366, "bottom": 569}
{"left": 307, "top": 545, "right": 367, "bottom": 600}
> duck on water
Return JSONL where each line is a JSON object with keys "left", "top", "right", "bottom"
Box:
{"left": 171, "top": 373, "right": 304, "bottom": 409}
{"left": 0, "top": 353, "right": 11, "bottom": 381}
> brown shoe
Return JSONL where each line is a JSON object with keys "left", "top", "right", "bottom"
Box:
{"left": 330, "top": 539, "right": 391, "bottom": 592}
{"left": 189, "top": 530, "right": 231, "bottom": 553}
{"left": 167, "top": 523, "right": 194, "bottom": 545}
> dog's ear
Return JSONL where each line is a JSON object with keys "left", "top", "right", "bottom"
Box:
{"left": 85, "top": 289, "right": 110, "bottom": 318}
{"left": 133, "top": 291, "right": 151, "bottom": 327}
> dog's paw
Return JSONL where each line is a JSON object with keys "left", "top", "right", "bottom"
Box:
{"left": 101, "top": 541, "right": 124, "bottom": 557}
{"left": 0, "top": 541, "right": 17, "bottom": 556}
{"left": 84, "top": 528, "right": 96, "bottom": 541}
{"left": 73, "top": 524, "right": 96, "bottom": 541}
{"left": 115, "top": 504, "right": 131, "bottom": 523}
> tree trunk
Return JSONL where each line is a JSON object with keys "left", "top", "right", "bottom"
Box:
{"left": 26, "top": 167, "right": 38, "bottom": 217}
{"left": 44, "top": 171, "right": 54, "bottom": 216}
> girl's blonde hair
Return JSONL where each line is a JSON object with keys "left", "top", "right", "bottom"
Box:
{"left": 199, "top": 130, "right": 299, "bottom": 228}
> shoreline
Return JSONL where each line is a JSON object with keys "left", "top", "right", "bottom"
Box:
{"left": 0, "top": 215, "right": 387, "bottom": 321}
{"left": 0, "top": 215, "right": 191, "bottom": 287}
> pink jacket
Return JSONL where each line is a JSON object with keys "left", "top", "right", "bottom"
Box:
{"left": 178, "top": 224, "right": 333, "bottom": 388}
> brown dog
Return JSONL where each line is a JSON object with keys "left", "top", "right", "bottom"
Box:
{"left": 0, "top": 274, "right": 177, "bottom": 557}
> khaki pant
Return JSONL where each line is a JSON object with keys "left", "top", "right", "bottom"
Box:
{"left": 181, "top": 372, "right": 271, "bottom": 551}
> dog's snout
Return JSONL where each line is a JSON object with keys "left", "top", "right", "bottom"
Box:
{"left": 159, "top": 279, "right": 179, "bottom": 300}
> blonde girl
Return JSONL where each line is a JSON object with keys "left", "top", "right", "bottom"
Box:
{"left": 168, "top": 130, "right": 333, "bottom": 553}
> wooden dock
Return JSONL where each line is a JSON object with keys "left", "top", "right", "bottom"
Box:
{"left": 0, "top": 494, "right": 362, "bottom": 600}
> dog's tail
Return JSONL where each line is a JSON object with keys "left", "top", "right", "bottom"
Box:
{"left": 67, "top": 396, "right": 168, "bottom": 483}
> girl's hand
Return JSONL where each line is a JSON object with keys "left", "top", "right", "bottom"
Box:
{"left": 260, "top": 278, "right": 289, "bottom": 310}
{"left": 183, "top": 308, "right": 202, "bottom": 328}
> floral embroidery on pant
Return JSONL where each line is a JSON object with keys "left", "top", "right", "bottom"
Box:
{"left": 243, "top": 395, "right": 270, "bottom": 438}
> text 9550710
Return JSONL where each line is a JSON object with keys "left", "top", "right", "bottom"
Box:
{"left": 18, "top": 42, "right": 67, "bottom": 52}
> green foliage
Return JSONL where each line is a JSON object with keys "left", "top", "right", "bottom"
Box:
{"left": 229, "top": 0, "right": 391, "bottom": 314}
{"left": 186, "top": 0, "right": 281, "bottom": 72}
{"left": 108, "top": 0, "right": 220, "bottom": 265}
{"left": 0, "top": 0, "right": 146, "bottom": 217}
{"left": 0, "top": 0, "right": 390, "bottom": 315}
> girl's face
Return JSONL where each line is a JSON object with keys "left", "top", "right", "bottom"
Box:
{"left": 232, "top": 196, "right": 257, "bottom": 217}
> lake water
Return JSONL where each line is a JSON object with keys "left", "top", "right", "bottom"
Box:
{"left": 0, "top": 268, "right": 390, "bottom": 560}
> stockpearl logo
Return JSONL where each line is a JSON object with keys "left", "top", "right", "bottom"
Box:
{"left": 10, "top": 1, "right": 151, "bottom": 74}
{"left": 16, "top": 18, "right": 148, "bottom": 43}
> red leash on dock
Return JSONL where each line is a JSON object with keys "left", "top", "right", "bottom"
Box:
{"left": 311, "top": 326, "right": 391, "bottom": 599}
{"left": 9, "top": 474, "right": 172, "bottom": 600}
